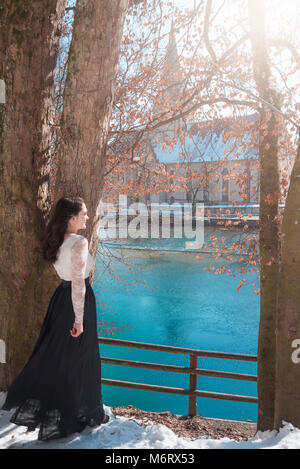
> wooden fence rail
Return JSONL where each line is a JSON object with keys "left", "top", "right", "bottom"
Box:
{"left": 98, "top": 336, "right": 258, "bottom": 416}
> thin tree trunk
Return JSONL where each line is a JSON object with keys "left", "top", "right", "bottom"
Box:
{"left": 0, "top": 1, "right": 67, "bottom": 390}
{"left": 274, "top": 134, "right": 300, "bottom": 429}
{"left": 248, "top": 0, "right": 281, "bottom": 431}
{"left": 53, "top": 0, "right": 128, "bottom": 266}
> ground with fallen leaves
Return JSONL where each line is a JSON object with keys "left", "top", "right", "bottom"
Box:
{"left": 111, "top": 405, "right": 257, "bottom": 441}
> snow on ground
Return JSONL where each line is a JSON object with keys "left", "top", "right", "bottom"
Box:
{"left": 0, "top": 392, "right": 300, "bottom": 449}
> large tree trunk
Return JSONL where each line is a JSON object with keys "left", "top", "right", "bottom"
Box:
{"left": 248, "top": 0, "right": 281, "bottom": 431}
{"left": 0, "top": 0, "right": 67, "bottom": 390}
{"left": 0, "top": 0, "right": 129, "bottom": 391}
{"left": 274, "top": 135, "right": 300, "bottom": 429}
{"left": 53, "top": 0, "right": 128, "bottom": 266}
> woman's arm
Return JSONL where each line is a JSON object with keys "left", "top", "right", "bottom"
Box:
{"left": 70, "top": 237, "right": 88, "bottom": 328}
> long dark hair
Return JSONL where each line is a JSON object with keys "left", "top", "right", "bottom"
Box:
{"left": 42, "top": 196, "right": 84, "bottom": 263}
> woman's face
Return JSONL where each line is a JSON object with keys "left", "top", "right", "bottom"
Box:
{"left": 70, "top": 203, "right": 89, "bottom": 232}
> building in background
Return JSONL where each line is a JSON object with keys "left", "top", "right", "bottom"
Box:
{"left": 117, "top": 24, "right": 260, "bottom": 211}
{"left": 146, "top": 114, "right": 259, "bottom": 206}
{"left": 110, "top": 112, "right": 260, "bottom": 230}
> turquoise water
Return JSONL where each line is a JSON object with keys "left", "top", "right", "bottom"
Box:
{"left": 94, "top": 228, "right": 259, "bottom": 422}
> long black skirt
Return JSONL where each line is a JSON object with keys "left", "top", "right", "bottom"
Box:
{"left": 1, "top": 276, "right": 108, "bottom": 441}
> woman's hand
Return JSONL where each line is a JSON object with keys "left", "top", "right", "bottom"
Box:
{"left": 70, "top": 322, "right": 84, "bottom": 337}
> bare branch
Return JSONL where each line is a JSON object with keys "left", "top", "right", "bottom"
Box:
{"left": 203, "top": 0, "right": 217, "bottom": 64}
{"left": 268, "top": 38, "right": 300, "bottom": 65}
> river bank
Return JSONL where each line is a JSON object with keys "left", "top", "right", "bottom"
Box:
{"left": 111, "top": 404, "right": 257, "bottom": 441}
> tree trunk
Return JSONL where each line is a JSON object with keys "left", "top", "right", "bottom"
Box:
{"left": 248, "top": 0, "right": 281, "bottom": 431}
{"left": 0, "top": 0, "right": 129, "bottom": 390}
{"left": 53, "top": 0, "right": 128, "bottom": 267}
{"left": 274, "top": 134, "right": 300, "bottom": 429}
{"left": 0, "top": 0, "right": 67, "bottom": 390}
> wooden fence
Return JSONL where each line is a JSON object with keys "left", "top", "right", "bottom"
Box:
{"left": 98, "top": 337, "right": 258, "bottom": 416}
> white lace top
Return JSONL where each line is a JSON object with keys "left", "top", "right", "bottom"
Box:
{"left": 53, "top": 234, "right": 94, "bottom": 324}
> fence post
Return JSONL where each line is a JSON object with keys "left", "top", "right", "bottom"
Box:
{"left": 188, "top": 353, "right": 197, "bottom": 416}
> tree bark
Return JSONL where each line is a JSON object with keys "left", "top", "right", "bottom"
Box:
{"left": 0, "top": 0, "right": 129, "bottom": 390}
{"left": 274, "top": 134, "right": 300, "bottom": 429}
{"left": 248, "top": 0, "right": 281, "bottom": 431}
{"left": 0, "top": 0, "right": 67, "bottom": 390}
{"left": 53, "top": 0, "right": 128, "bottom": 266}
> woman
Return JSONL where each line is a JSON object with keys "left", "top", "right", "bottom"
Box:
{"left": 1, "top": 196, "right": 109, "bottom": 441}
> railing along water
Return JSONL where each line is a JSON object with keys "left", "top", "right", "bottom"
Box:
{"left": 98, "top": 337, "right": 258, "bottom": 416}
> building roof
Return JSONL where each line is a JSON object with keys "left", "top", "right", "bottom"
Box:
{"left": 152, "top": 115, "right": 259, "bottom": 164}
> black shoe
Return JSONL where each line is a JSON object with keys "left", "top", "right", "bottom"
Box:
{"left": 26, "top": 424, "right": 37, "bottom": 432}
